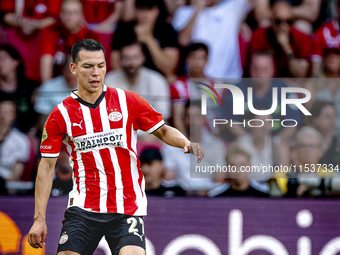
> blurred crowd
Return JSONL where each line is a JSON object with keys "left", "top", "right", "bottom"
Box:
{"left": 1, "top": 0, "right": 340, "bottom": 198}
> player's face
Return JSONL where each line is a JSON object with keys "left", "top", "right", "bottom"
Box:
{"left": 70, "top": 50, "right": 106, "bottom": 94}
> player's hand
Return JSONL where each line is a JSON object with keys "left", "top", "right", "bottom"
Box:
{"left": 28, "top": 219, "right": 47, "bottom": 249}
{"left": 184, "top": 142, "right": 204, "bottom": 163}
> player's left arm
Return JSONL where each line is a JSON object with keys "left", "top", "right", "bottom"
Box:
{"left": 152, "top": 124, "right": 204, "bottom": 163}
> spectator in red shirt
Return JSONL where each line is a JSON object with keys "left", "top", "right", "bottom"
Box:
{"left": 170, "top": 43, "right": 216, "bottom": 134}
{"left": 40, "top": 0, "right": 100, "bottom": 82}
{"left": 80, "top": 0, "right": 124, "bottom": 33}
{"left": 2, "top": 0, "right": 62, "bottom": 37}
{"left": 312, "top": 0, "right": 340, "bottom": 76}
{"left": 250, "top": 0, "right": 313, "bottom": 78}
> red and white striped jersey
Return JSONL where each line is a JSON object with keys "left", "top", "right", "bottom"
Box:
{"left": 40, "top": 85, "right": 164, "bottom": 215}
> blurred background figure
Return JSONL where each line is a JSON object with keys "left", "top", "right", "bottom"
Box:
{"left": 0, "top": 101, "right": 30, "bottom": 185}
{"left": 289, "top": 0, "right": 326, "bottom": 35}
{"left": 81, "top": 0, "right": 123, "bottom": 33}
{"left": 34, "top": 55, "right": 77, "bottom": 135}
{"left": 208, "top": 146, "right": 269, "bottom": 197}
{"left": 140, "top": 148, "right": 185, "bottom": 197}
{"left": 221, "top": 51, "right": 302, "bottom": 143}
{"left": 170, "top": 43, "right": 214, "bottom": 133}
{"left": 79, "top": 0, "right": 135, "bottom": 70}
{"left": 105, "top": 42, "right": 170, "bottom": 121}
{"left": 235, "top": 114, "right": 283, "bottom": 182}
{"left": 172, "top": 0, "right": 253, "bottom": 78}
{"left": 0, "top": 0, "right": 62, "bottom": 81}
{"left": 40, "top": 0, "right": 100, "bottom": 82}
{"left": 315, "top": 49, "right": 340, "bottom": 133}
{"left": 170, "top": 43, "right": 218, "bottom": 134}
{"left": 287, "top": 126, "right": 333, "bottom": 197}
{"left": 111, "top": 0, "right": 179, "bottom": 78}
{"left": 163, "top": 101, "right": 226, "bottom": 194}
{"left": 51, "top": 149, "right": 73, "bottom": 197}
{"left": 312, "top": 0, "right": 340, "bottom": 76}
{"left": 309, "top": 101, "right": 339, "bottom": 165}
{"left": 161, "top": 0, "right": 186, "bottom": 23}
{"left": 2, "top": 0, "right": 61, "bottom": 36}
{"left": 0, "top": 45, "right": 38, "bottom": 132}
{"left": 250, "top": 0, "right": 313, "bottom": 78}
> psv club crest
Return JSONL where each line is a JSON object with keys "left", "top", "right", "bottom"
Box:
{"left": 108, "top": 111, "right": 122, "bottom": 122}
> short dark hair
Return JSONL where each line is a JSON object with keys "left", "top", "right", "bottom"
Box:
{"left": 135, "top": 0, "right": 159, "bottom": 9}
{"left": 186, "top": 43, "right": 209, "bottom": 58}
{"left": 71, "top": 39, "right": 105, "bottom": 63}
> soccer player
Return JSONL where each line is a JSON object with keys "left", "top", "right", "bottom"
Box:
{"left": 27, "top": 39, "right": 204, "bottom": 255}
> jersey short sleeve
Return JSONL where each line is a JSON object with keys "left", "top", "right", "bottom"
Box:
{"left": 130, "top": 91, "right": 164, "bottom": 134}
{"left": 40, "top": 106, "right": 65, "bottom": 158}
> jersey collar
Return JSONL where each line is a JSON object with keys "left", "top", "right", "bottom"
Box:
{"left": 71, "top": 85, "right": 107, "bottom": 109}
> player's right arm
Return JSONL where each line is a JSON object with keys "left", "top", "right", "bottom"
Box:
{"left": 28, "top": 157, "right": 57, "bottom": 248}
{"left": 28, "top": 106, "right": 65, "bottom": 248}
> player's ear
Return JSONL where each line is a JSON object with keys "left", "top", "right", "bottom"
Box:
{"left": 69, "top": 62, "right": 78, "bottom": 77}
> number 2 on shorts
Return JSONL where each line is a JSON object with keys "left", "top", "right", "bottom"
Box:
{"left": 127, "top": 217, "right": 144, "bottom": 235}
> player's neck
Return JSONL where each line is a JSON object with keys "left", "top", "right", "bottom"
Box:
{"left": 75, "top": 87, "right": 103, "bottom": 104}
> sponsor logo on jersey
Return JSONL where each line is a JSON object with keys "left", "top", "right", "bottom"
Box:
{"left": 75, "top": 131, "right": 124, "bottom": 151}
{"left": 41, "top": 127, "right": 48, "bottom": 142}
{"left": 108, "top": 111, "right": 122, "bottom": 122}
{"left": 40, "top": 145, "right": 52, "bottom": 150}
{"left": 59, "top": 234, "right": 68, "bottom": 244}
{"left": 72, "top": 120, "right": 83, "bottom": 129}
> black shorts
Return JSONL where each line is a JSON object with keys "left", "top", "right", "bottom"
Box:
{"left": 57, "top": 207, "right": 145, "bottom": 255}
